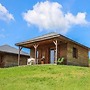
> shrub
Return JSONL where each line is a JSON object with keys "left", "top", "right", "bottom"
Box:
{"left": 57, "top": 57, "right": 64, "bottom": 65}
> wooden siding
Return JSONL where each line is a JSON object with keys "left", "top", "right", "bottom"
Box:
{"left": 30, "top": 48, "right": 35, "bottom": 58}
{"left": 67, "top": 42, "right": 89, "bottom": 66}
{"left": 0, "top": 53, "right": 29, "bottom": 67}
{"left": 0, "top": 54, "right": 4, "bottom": 68}
{"left": 59, "top": 43, "right": 67, "bottom": 64}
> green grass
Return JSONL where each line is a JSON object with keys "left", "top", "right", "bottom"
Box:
{"left": 0, "top": 65, "right": 90, "bottom": 90}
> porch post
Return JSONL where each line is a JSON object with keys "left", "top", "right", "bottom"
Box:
{"left": 33, "top": 44, "right": 38, "bottom": 64}
{"left": 53, "top": 40, "right": 58, "bottom": 64}
{"left": 18, "top": 46, "right": 22, "bottom": 66}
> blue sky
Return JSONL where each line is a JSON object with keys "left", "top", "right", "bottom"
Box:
{"left": 0, "top": 0, "right": 90, "bottom": 55}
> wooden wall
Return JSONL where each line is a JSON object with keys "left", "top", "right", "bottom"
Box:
{"left": 1, "top": 53, "right": 29, "bottom": 67}
{"left": 67, "top": 42, "right": 89, "bottom": 67}
{"left": 0, "top": 54, "right": 4, "bottom": 68}
{"left": 30, "top": 49, "right": 35, "bottom": 58}
{"left": 37, "top": 45, "right": 52, "bottom": 64}
{"left": 30, "top": 41, "right": 89, "bottom": 66}
{"left": 59, "top": 43, "right": 67, "bottom": 64}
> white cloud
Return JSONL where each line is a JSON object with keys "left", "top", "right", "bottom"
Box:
{"left": 0, "top": 3, "right": 14, "bottom": 22}
{"left": 65, "top": 12, "right": 88, "bottom": 25}
{"left": 23, "top": 1, "right": 89, "bottom": 34}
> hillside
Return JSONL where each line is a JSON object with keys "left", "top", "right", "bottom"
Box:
{"left": 0, "top": 65, "right": 90, "bottom": 90}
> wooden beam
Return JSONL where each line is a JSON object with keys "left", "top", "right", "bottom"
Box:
{"left": 56, "top": 40, "right": 58, "bottom": 64}
{"left": 33, "top": 44, "right": 38, "bottom": 64}
{"left": 18, "top": 46, "right": 23, "bottom": 66}
{"left": 53, "top": 41, "right": 56, "bottom": 45}
{"left": 53, "top": 40, "right": 58, "bottom": 64}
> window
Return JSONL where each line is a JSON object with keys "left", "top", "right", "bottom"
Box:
{"left": 73, "top": 47, "right": 78, "bottom": 58}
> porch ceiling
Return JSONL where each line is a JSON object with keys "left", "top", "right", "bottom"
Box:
{"left": 16, "top": 37, "right": 64, "bottom": 49}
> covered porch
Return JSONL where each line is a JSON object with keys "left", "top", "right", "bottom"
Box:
{"left": 16, "top": 36, "right": 67, "bottom": 65}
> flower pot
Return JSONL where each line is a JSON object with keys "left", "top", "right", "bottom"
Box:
{"left": 41, "top": 61, "right": 44, "bottom": 64}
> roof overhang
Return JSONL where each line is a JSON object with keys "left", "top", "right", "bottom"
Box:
{"left": 16, "top": 33, "right": 90, "bottom": 51}
{"left": 16, "top": 34, "right": 61, "bottom": 48}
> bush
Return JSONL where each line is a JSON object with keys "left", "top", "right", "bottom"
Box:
{"left": 57, "top": 57, "right": 64, "bottom": 65}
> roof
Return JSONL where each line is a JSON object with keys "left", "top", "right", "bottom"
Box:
{"left": 16, "top": 32, "right": 60, "bottom": 45}
{"left": 16, "top": 32, "right": 90, "bottom": 50}
{"left": 0, "top": 44, "right": 29, "bottom": 56}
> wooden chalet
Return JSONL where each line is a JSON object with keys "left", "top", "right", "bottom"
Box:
{"left": 16, "top": 32, "right": 90, "bottom": 67}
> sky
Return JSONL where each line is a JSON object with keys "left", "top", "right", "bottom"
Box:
{"left": 0, "top": 0, "right": 90, "bottom": 55}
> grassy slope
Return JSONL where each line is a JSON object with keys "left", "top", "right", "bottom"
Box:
{"left": 0, "top": 65, "right": 90, "bottom": 90}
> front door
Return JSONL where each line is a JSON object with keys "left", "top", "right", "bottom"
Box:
{"left": 50, "top": 49, "right": 55, "bottom": 64}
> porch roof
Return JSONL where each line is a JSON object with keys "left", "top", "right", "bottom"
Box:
{"left": 16, "top": 32, "right": 90, "bottom": 50}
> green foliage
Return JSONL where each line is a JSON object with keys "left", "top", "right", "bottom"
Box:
{"left": 57, "top": 57, "right": 64, "bottom": 65}
{"left": 0, "top": 65, "right": 90, "bottom": 90}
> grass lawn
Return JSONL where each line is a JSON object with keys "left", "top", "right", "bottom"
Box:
{"left": 0, "top": 65, "right": 90, "bottom": 90}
